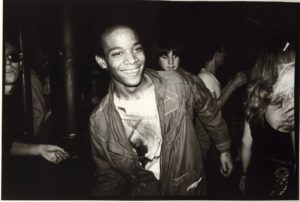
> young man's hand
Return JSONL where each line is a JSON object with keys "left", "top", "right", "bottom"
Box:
{"left": 219, "top": 151, "right": 233, "bottom": 177}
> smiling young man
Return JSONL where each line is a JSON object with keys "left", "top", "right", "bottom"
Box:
{"left": 89, "top": 24, "right": 233, "bottom": 197}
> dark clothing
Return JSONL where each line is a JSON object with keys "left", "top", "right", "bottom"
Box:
{"left": 2, "top": 93, "right": 22, "bottom": 157}
{"left": 2, "top": 95, "right": 15, "bottom": 156}
{"left": 2, "top": 92, "right": 55, "bottom": 199}
{"left": 89, "top": 69, "right": 230, "bottom": 197}
{"left": 246, "top": 120, "right": 295, "bottom": 199}
{"left": 2, "top": 93, "right": 22, "bottom": 198}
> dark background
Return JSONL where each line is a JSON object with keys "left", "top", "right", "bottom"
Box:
{"left": 4, "top": 0, "right": 298, "bottom": 72}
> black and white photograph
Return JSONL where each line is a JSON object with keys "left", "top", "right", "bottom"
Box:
{"left": 2, "top": 0, "right": 299, "bottom": 200}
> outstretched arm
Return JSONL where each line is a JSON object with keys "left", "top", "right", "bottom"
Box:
{"left": 10, "top": 142, "right": 69, "bottom": 164}
{"left": 218, "top": 72, "right": 247, "bottom": 109}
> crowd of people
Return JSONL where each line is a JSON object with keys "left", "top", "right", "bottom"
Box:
{"left": 2, "top": 19, "right": 296, "bottom": 200}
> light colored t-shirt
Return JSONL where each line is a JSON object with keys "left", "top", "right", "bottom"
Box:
{"left": 198, "top": 68, "right": 221, "bottom": 98}
{"left": 114, "top": 86, "right": 162, "bottom": 180}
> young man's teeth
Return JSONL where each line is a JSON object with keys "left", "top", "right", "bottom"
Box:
{"left": 123, "top": 68, "right": 138, "bottom": 74}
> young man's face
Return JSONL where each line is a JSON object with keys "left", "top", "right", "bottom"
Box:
{"left": 5, "top": 42, "right": 21, "bottom": 84}
{"left": 158, "top": 50, "right": 180, "bottom": 71}
{"left": 96, "top": 27, "right": 145, "bottom": 88}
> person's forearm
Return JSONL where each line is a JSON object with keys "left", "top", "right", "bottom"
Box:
{"left": 10, "top": 142, "right": 41, "bottom": 156}
{"left": 241, "top": 143, "right": 251, "bottom": 174}
{"left": 218, "top": 80, "right": 236, "bottom": 108}
{"left": 207, "top": 111, "right": 232, "bottom": 153}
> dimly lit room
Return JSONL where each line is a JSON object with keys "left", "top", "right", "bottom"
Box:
{"left": 2, "top": 0, "right": 299, "bottom": 200}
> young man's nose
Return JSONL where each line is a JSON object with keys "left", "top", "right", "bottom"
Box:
{"left": 125, "top": 52, "right": 138, "bottom": 64}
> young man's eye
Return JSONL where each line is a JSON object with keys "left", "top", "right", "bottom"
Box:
{"left": 160, "top": 55, "right": 168, "bottom": 59}
{"left": 111, "top": 52, "right": 123, "bottom": 57}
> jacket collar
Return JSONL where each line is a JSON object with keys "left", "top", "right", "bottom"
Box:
{"left": 107, "top": 68, "right": 167, "bottom": 107}
{"left": 106, "top": 68, "right": 167, "bottom": 137}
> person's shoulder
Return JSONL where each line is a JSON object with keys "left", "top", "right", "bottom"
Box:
{"left": 157, "top": 70, "right": 187, "bottom": 84}
{"left": 89, "top": 94, "right": 110, "bottom": 139}
{"left": 197, "top": 69, "right": 211, "bottom": 79}
{"left": 90, "top": 94, "right": 110, "bottom": 121}
{"left": 198, "top": 70, "right": 215, "bottom": 84}
{"left": 179, "top": 69, "right": 202, "bottom": 82}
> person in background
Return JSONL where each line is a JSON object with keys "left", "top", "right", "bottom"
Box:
{"left": 3, "top": 41, "right": 69, "bottom": 161}
{"left": 239, "top": 35, "right": 296, "bottom": 199}
{"left": 89, "top": 23, "right": 233, "bottom": 197}
{"left": 153, "top": 41, "right": 182, "bottom": 71}
{"left": 152, "top": 35, "right": 211, "bottom": 165}
{"left": 197, "top": 44, "right": 248, "bottom": 110}
{"left": 31, "top": 49, "right": 53, "bottom": 135}
{"left": 2, "top": 41, "right": 70, "bottom": 199}
{"left": 196, "top": 36, "right": 248, "bottom": 198}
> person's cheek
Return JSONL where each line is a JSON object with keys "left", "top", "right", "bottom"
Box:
{"left": 137, "top": 52, "right": 145, "bottom": 61}
{"left": 175, "top": 58, "right": 180, "bottom": 68}
{"left": 159, "top": 59, "right": 166, "bottom": 70}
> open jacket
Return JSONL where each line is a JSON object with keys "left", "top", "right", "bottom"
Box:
{"left": 89, "top": 69, "right": 231, "bottom": 197}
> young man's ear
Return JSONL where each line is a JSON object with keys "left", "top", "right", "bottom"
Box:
{"left": 95, "top": 55, "right": 108, "bottom": 69}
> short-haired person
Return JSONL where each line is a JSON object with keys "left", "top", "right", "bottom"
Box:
{"left": 197, "top": 37, "right": 247, "bottom": 197}
{"left": 239, "top": 35, "right": 296, "bottom": 199}
{"left": 89, "top": 24, "right": 233, "bottom": 197}
{"left": 198, "top": 43, "right": 247, "bottom": 110}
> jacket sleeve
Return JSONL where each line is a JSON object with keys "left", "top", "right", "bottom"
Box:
{"left": 191, "top": 78, "right": 231, "bottom": 153}
{"left": 89, "top": 116, "right": 129, "bottom": 196}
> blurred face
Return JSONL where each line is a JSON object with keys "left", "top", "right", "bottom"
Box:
{"left": 5, "top": 42, "right": 21, "bottom": 84}
{"left": 214, "top": 49, "right": 226, "bottom": 66}
{"left": 158, "top": 50, "right": 180, "bottom": 71}
{"left": 95, "top": 27, "right": 145, "bottom": 88}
